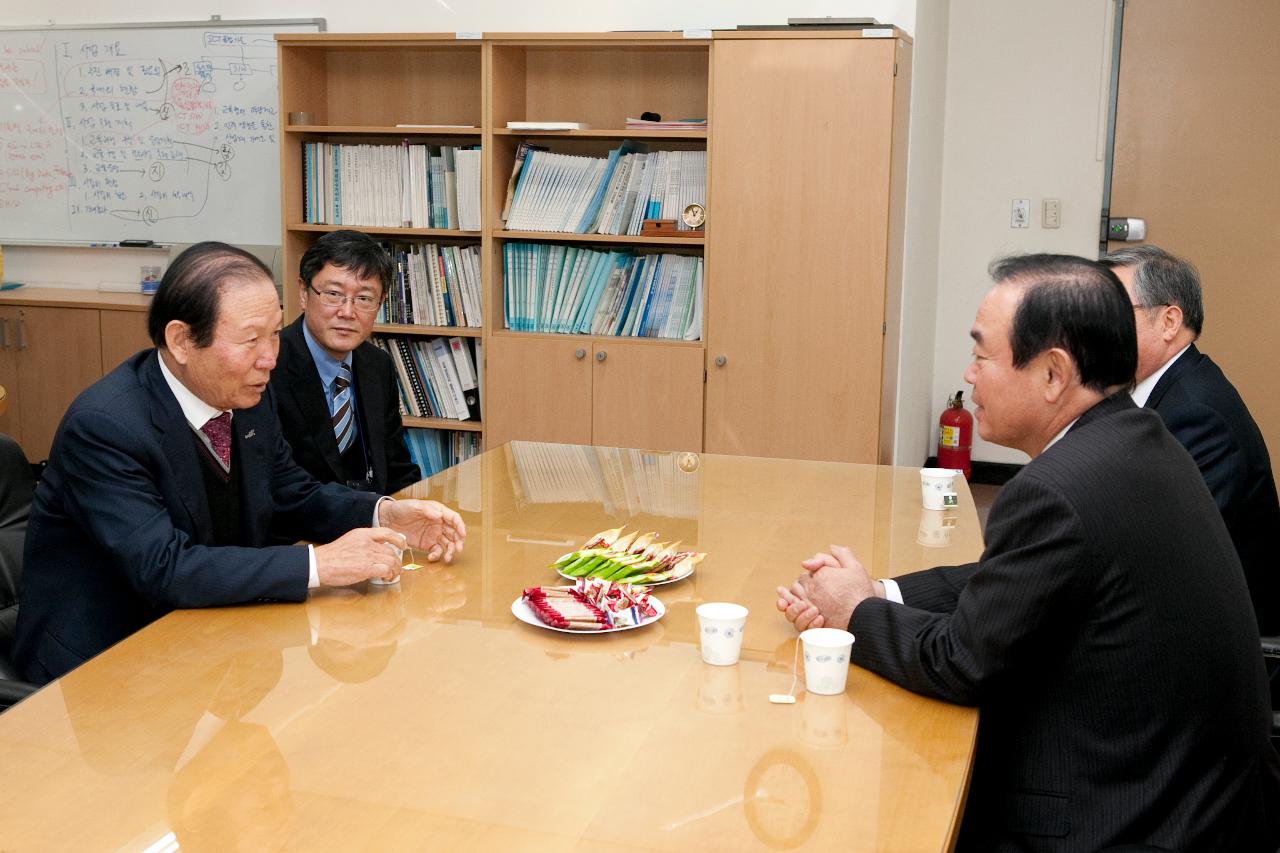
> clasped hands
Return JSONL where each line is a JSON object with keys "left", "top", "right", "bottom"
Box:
{"left": 315, "top": 499, "right": 466, "bottom": 587}
{"left": 776, "top": 544, "right": 883, "bottom": 632}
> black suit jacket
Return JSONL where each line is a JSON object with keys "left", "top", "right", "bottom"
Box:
{"left": 13, "top": 350, "right": 380, "bottom": 683}
{"left": 850, "top": 394, "right": 1280, "bottom": 851}
{"left": 271, "top": 317, "right": 420, "bottom": 495}
{"left": 1147, "top": 344, "right": 1279, "bottom": 634}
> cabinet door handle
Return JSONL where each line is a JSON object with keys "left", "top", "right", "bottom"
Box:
{"left": 715, "top": 354, "right": 727, "bottom": 367}
{"left": 0, "top": 317, "right": 7, "bottom": 349}
{"left": 574, "top": 348, "right": 586, "bottom": 360}
{"left": 14, "top": 312, "right": 25, "bottom": 350}
{"left": 595, "top": 350, "right": 607, "bottom": 362}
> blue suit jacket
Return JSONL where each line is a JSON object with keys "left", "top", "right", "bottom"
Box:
{"left": 1147, "top": 344, "right": 1279, "bottom": 634}
{"left": 13, "top": 349, "right": 379, "bottom": 683}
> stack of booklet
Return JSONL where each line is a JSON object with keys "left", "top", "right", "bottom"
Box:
{"left": 624, "top": 117, "right": 707, "bottom": 131}
{"left": 303, "top": 141, "right": 481, "bottom": 230}
{"left": 504, "top": 144, "right": 705, "bottom": 235}
{"left": 503, "top": 242, "right": 702, "bottom": 340}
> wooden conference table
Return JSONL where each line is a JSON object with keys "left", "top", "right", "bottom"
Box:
{"left": 0, "top": 442, "right": 983, "bottom": 852}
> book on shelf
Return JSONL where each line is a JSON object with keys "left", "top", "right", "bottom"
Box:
{"left": 374, "top": 335, "right": 482, "bottom": 423}
{"left": 377, "top": 242, "right": 482, "bottom": 328}
{"left": 506, "top": 121, "right": 590, "bottom": 131}
{"left": 403, "top": 428, "right": 480, "bottom": 479}
{"left": 448, "top": 336, "right": 482, "bottom": 420}
{"left": 302, "top": 141, "right": 481, "bottom": 230}
{"left": 502, "top": 242, "right": 702, "bottom": 340}
{"left": 501, "top": 141, "right": 547, "bottom": 223}
{"left": 624, "top": 117, "right": 707, "bottom": 130}
{"left": 504, "top": 144, "right": 706, "bottom": 236}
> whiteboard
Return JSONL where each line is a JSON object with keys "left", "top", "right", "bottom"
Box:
{"left": 0, "top": 19, "right": 322, "bottom": 246}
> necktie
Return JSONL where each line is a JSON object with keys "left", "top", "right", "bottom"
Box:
{"left": 201, "top": 411, "right": 232, "bottom": 468}
{"left": 332, "top": 362, "right": 354, "bottom": 453}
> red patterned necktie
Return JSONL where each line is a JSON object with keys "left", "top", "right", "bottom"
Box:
{"left": 201, "top": 411, "right": 232, "bottom": 467}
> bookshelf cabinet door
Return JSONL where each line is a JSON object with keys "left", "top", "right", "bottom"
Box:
{"left": 705, "top": 38, "right": 898, "bottom": 463}
{"left": 15, "top": 306, "right": 103, "bottom": 460}
{"left": 591, "top": 341, "right": 703, "bottom": 453}
{"left": 100, "top": 310, "right": 151, "bottom": 375}
{"left": 485, "top": 335, "right": 592, "bottom": 447}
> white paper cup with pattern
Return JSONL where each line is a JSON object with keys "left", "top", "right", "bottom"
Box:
{"left": 920, "top": 467, "right": 960, "bottom": 511}
{"left": 696, "top": 602, "right": 748, "bottom": 666}
{"left": 800, "top": 627, "right": 855, "bottom": 695}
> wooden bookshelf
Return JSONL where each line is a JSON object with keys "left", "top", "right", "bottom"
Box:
{"left": 277, "top": 36, "right": 486, "bottom": 472}
{"left": 277, "top": 30, "right": 911, "bottom": 466}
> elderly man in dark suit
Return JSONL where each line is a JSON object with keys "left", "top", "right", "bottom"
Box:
{"left": 1102, "top": 244, "right": 1279, "bottom": 635}
{"left": 778, "top": 254, "right": 1280, "bottom": 851}
{"left": 271, "top": 230, "right": 420, "bottom": 496}
{"left": 13, "top": 242, "right": 465, "bottom": 684}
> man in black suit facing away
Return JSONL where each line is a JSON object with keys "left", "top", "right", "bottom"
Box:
{"left": 271, "top": 230, "right": 420, "bottom": 496}
{"left": 777, "top": 254, "right": 1280, "bottom": 851}
{"left": 14, "top": 242, "right": 464, "bottom": 684}
{"left": 1102, "top": 244, "right": 1279, "bottom": 635}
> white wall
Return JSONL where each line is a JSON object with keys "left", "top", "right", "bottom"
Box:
{"left": 4, "top": 2, "right": 915, "bottom": 49}
{"left": 927, "top": 0, "right": 1113, "bottom": 464}
{"left": 891, "top": 0, "right": 948, "bottom": 465}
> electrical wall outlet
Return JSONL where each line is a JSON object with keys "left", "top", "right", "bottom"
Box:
{"left": 1043, "top": 198, "right": 1061, "bottom": 228}
{"left": 1011, "top": 198, "right": 1030, "bottom": 228}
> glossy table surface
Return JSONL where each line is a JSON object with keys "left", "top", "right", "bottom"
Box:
{"left": 0, "top": 443, "right": 983, "bottom": 852}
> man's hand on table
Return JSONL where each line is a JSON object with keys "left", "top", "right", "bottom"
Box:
{"left": 377, "top": 498, "right": 466, "bottom": 564}
{"left": 776, "top": 544, "right": 882, "bottom": 632}
{"left": 315, "top": 527, "right": 409, "bottom": 586}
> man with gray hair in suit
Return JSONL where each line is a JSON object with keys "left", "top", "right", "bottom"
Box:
{"left": 1102, "top": 244, "right": 1278, "bottom": 635}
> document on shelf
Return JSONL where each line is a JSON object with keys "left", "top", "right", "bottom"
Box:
{"left": 506, "top": 121, "right": 591, "bottom": 131}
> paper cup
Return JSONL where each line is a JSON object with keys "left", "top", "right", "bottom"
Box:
{"left": 696, "top": 602, "right": 748, "bottom": 666}
{"left": 800, "top": 627, "right": 854, "bottom": 695}
{"left": 920, "top": 467, "right": 959, "bottom": 511}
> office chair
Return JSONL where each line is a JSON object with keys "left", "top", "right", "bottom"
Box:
{"left": 1264, "top": 634, "right": 1280, "bottom": 746}
{"left": 0, "top": 432, "right": 38, "bottom": 710}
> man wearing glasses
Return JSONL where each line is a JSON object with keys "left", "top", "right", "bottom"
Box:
{"left": 273, "top": 230, "right": 421, "bottom": 496}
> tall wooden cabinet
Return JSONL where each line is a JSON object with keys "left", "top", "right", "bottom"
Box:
{"left": 706, "top": 33, "right": 911, "bottom": 463}
{"left": 276, "top": 30, "right": 910, "bottom": 465}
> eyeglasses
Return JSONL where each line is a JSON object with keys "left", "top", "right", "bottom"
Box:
{"left": 308, "top": 285, "right": 381, "bottom": 313}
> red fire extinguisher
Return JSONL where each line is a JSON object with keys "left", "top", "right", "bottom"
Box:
{"left": 938, "top": 390, "right": 973, "bottom": 480}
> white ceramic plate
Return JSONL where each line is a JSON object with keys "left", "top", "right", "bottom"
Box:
{"left": 554, "top": 564, "right": 694, "bottom": 587}
{"left": 511, "top": 592, "right": 666, "bottom": 634}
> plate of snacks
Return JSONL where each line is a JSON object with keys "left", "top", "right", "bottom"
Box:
{"left": 552, "top": 527, "right": 706, "bottom": 587}
{"left": 513, "top": 578, "right": 665, "bottom": 634}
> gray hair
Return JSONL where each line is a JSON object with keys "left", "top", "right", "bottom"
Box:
{"left": 1101, "top": 245, "right": 1204, "bottom": 337}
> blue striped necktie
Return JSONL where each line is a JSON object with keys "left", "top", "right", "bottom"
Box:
{"left": 332, "top": 362, "right": 354, "bottom": 453}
